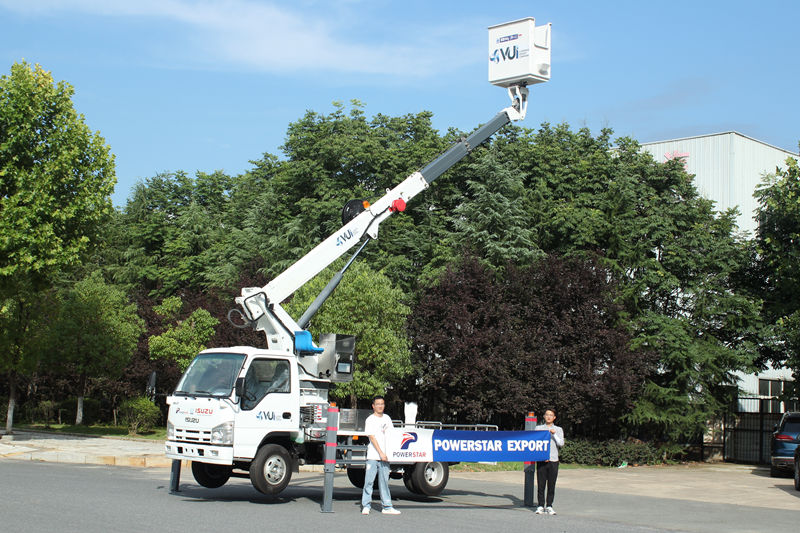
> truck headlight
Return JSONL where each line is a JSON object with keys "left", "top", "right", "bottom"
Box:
{"left": 167, "top": 421, "right": 175, "bottom": 440}
{"left": 211, "top": 421, "right": 234, "bottom": 445}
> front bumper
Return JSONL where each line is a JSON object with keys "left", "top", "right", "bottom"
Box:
{"left": 165, "top": 440, "right": 234, "bottom": 465}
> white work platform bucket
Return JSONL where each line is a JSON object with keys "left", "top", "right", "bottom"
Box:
{"left": 488, "top": 17, "right": 551, "bottom": 88}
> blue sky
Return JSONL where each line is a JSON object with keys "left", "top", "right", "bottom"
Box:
{"left": 1, "top": 0, "right": 798, "bottom": 206}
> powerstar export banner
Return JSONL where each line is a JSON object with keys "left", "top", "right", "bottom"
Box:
{"left": 384, "top": 428, "right": 551, "bottom": 462}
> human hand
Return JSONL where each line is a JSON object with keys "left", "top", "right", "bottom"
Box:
{"left": 549, "top": 428, "right": 556, "bottom": 434}
{"left": 380, "top": 453, "right": 388, "bottom": 462}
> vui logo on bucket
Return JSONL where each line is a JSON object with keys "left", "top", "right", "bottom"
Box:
{"left": 489, "top": 45, "right": 519, "bottom": 63}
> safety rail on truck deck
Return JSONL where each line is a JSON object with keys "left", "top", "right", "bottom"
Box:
{"left": 406, "top": 421, "right": 500, "bottom": 431}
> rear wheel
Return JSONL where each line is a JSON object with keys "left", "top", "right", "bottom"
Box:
{"left": 403, "top": 468, "right": 420, "bottom": 494}
{"left": 250, "top": 444, "right": 293, "bottom": 495}
{"left": 347, "top": 467, "right": 365, "bottom": 489}
{"left": 191, "top": 461, "right": 232, "bottom": 488}
{"left": 411, "top": 462, "right": 449, "bottom": 496}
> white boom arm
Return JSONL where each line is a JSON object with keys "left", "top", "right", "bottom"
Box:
{"left": 236, "top": 87, "right": 530, "bottom": 355}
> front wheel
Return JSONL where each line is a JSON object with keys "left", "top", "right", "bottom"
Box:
{"left": 794, "top": 459, "right": 800, "bottom": 491}
{"left": 250, "top": 444, "right": 293, "bottom": 495}
{"left": 191, "top": 461, "right": 232, "bottom": 488}
{"left": 411, "top": 462, "right": 449, "bottom": 496}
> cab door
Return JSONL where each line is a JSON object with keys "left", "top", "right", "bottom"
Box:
{"left": 234, "top": 357, "right": 299, "bottom": 458}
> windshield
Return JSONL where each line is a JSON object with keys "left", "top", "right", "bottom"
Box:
{"left": 175, "top": 353, "right": 246, "bottom": 397}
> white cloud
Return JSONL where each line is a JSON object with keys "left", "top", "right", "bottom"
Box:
{"left": 0, "top": 0, "right": 476, "bottom": 77}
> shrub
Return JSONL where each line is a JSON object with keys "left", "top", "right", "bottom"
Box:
{"left": 560, "top": 438, "right": 662, "bottom": 466}
{"left": 119, "top": 396, "right": 162, "bottom": 435}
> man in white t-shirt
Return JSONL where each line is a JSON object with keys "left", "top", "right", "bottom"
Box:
{"left": 361, "top": 396, "right": 400, "bottom": 515}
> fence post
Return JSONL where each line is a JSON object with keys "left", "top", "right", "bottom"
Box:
{"left": 169, "top": 459, "right": 181, "bottom": 493}
{"left": 321, "top": 404, "right": 339, "bottom": 513}
{"left": 523, "top": 411, "right": 537, "bottom": 507}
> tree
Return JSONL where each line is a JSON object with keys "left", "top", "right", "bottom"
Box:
{"left": 149, "top": 296, "right": 219, "bottom": 371}
{"left": 440, "top": 149, "right": 542, "bottom": 271}
{"left": 284, "top": 261, "right": 412, "bottom": 407}
{"left": 0, "top": 61, "right": 115, "bottom": 432}
{"left": 407, "top": 254, "right": 651, "bottom": 434}
{"left": 484, "top": 124, "right": 761, "bottom": 440}
{"left": 0, "top": 282, "right": 54, "bottom": 432}
{"left": 753, "top": 153, "right": 800, "bottom": 377}
{"left": 49, "top": 273, "right": 144, "bottom": 424}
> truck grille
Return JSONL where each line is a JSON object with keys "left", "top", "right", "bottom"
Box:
{"left": 174, "top": 427, "right": 212, "bottom": 443}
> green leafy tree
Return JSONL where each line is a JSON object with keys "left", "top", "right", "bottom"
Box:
{"left": 440, "top": 149, "right": 542, "bottom": 271}
{"left": 285, "top": 261, "right": 412, "bottom": 407}
{"left": 108, "top": 171, "right": 232, "bottom": 296}
{"left": 0, "top": 283, "right": 54, "bottom": 432}
{"left": 149, "top": 296, "right": 219, "bottom": 371}
{"left": 753, "top": 154, "right": 800, "bottom": 377}
{"left": 49, "top": 273, "right": 144, "bottom": 424}
{"left": 503, "top": 124, "right": 762, "bottom": 440}
{"left": 0, "top": 61, "right": 115, "bottom": 432}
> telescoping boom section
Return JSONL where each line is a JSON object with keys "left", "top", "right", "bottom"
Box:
{"left": 234, "top": 86, "right": 532, "bottom": 357}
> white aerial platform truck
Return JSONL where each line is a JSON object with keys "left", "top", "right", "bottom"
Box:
{"left": 165, "top": 17, "right": 551, "bottom": 497}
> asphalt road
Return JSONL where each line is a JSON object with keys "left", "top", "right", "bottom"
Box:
{"left": 1, "top": 460, "right": 797, "bottom": 533}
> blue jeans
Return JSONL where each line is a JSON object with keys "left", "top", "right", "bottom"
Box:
{"left": 361, "top": 459, "right": 393, "bottom": 509}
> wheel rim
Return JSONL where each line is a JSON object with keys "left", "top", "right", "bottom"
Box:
{"left": 264, "top": 455, "right": 287, "bottom": 484}
{"left": 424, "top": 463, "right": 443, "bottom": 485}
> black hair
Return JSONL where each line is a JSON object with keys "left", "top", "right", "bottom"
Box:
{"left": 543, "top": 408, "right": 557, "bottom": 417}
{"left": 372, "top": 395, "right": 385, "bottom": 404}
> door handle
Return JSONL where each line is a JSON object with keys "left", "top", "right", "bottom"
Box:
{"left": 283, "top": 412, "right": 291, "bottom": 419}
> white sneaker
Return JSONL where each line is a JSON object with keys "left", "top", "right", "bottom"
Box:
{"left": 382, "top": 508, "right": 401, "bottom": 515}
{"left": 535, "top": 506, "right": 544, "bottom": 514}
{"left": 361, "top": 507, "right": 370, "bottom": 515}
{"left": 546, "top": 506, "right": 556, "bottom": 515}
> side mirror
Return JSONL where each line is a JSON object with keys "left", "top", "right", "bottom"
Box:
{"left": 235, "top": 377, "right": 245, "bottom": 403}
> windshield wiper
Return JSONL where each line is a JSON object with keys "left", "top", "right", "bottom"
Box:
{"left": 174, "top": 390, "right": 212, "bottom": 396}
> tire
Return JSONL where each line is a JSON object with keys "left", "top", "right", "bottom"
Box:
{"left": 250, "top": 444, "right": 293, "bottom": 495}
{"left": 403, "top": 468, "right": 420, "bottom": 494}
{"left": 191, "top": 461, "right": 232, "bottom": 489}
{"left": 347, "top": 467, "right": 365, "bottom": 489}
{"left": 411, "top": 462, "right": 449, "bottom": 496}
{"left": 794, "top": 460, "right": 800, "bottom": 491}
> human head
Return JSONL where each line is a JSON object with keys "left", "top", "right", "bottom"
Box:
{"left": 543, "top": 409, "right": 556, "bottom": 423}
{"left": 372, "top": 395, "right": 385, "bottom": 415}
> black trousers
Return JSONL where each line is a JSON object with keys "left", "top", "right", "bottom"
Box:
{"left": 536, "top": 460, "right": 559, "bottom": 507}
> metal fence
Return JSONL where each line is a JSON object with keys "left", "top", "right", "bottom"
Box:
{"left": 723, "top": 396, "right": 798, "bottom": 464}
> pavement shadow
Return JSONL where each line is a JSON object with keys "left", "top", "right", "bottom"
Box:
{"left": 169, "top": 474, "right": 529, "bottom": 511}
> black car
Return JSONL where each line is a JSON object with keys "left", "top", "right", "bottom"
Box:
{"left": 770, "top": 411, "right": 800, "bottom": 477}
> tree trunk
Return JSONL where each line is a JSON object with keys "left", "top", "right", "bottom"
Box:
{"left": 5, "top": 371, "right": 17, "bottom": 434}
{"left": 75, "top": 372, "right": 87, "bottom": 425}
{"left": 76, "top": 396, "right": 84, "bottom": 425}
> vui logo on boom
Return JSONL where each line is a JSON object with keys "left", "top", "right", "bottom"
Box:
{"left": 489, "top": 45, "right": 519, "bottom": 63}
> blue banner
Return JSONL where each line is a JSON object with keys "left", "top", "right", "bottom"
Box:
{"left": 385, "top": 428, "right": 552, "bottom": 462}
{"left": 431, "top": 429, "right": 551, "bottom": 462}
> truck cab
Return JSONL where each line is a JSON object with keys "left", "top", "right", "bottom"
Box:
{"left": 166, "top": 346, "right": 332, "bottom": 493}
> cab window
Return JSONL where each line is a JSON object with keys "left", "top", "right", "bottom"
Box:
{"left": 241, "top": 359, "right": 291, "bottom": 410}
